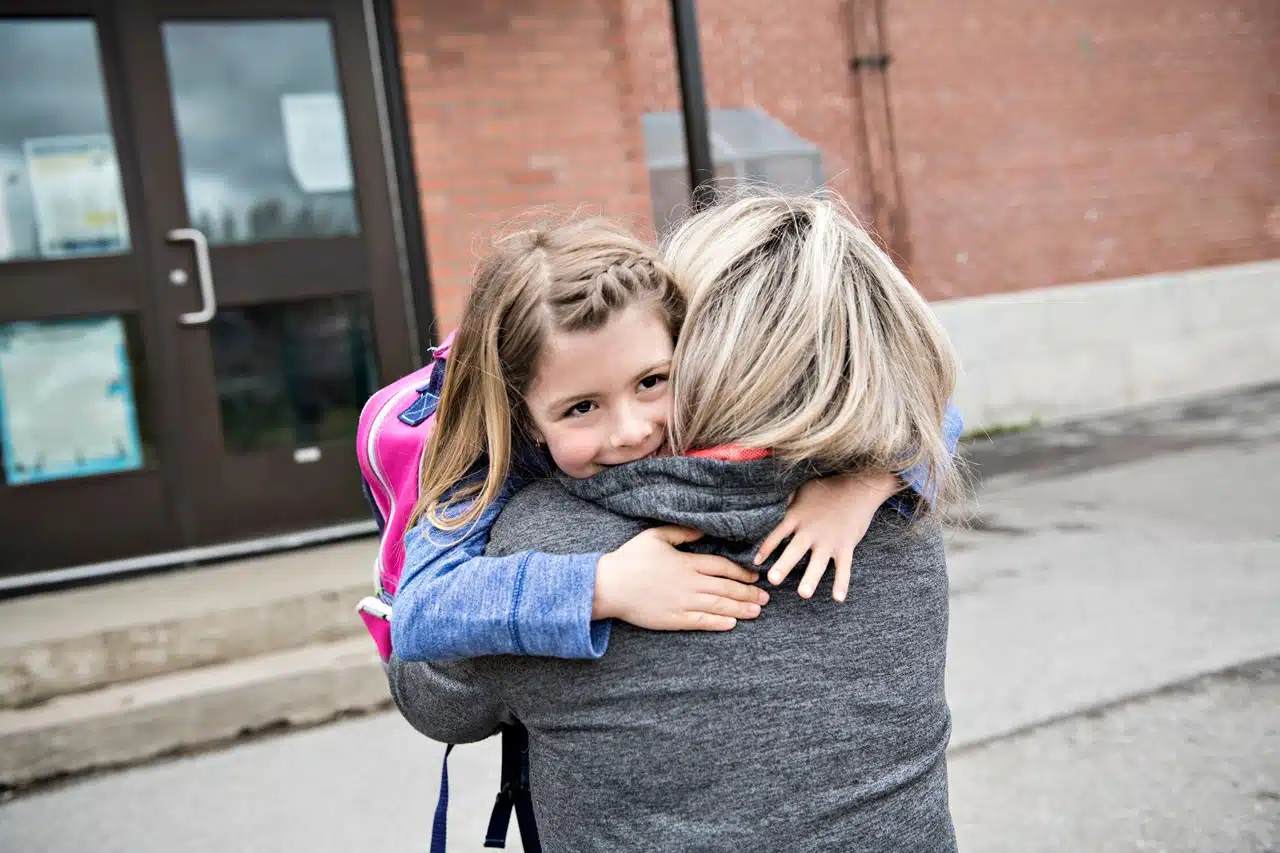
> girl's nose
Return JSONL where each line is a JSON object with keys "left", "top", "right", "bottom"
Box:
{"left": 611, "top": 407, "right": 653, "bottom": 448}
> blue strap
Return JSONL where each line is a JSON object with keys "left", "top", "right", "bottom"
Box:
{"left": 398, "top": 390, "right": 439, "bottom": 426}
{"left": 430, "top": 744, "right": 454, "bottom": 853}
{"left": 435, "top": 729, "right": 540, "bottom": 853}
{"left": 399, "top": 360, "right": 446, "bottom": 427}
{"left": 514, "top": 792, "right": 541, "bottom": 853}
{"left": 485, "top": 792, "right": 512, "bottom": 848}
{"left": 484, "top": 725, "right": 542, "bottom": 852}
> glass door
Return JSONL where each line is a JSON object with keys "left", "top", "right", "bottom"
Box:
{"left": 1, "top": 0, "right": 417, "bottom": 576}
{"left": 118, "top": 0, "right": 414, "bottom": 546}
{"left": 0, "top": 5, "right": 184, "bottom": 574}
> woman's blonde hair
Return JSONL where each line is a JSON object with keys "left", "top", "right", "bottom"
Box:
{"left": 409, "top": 216, "right": 685, "bottom": 532}
{"left": 662, "top": 190, "right": 963, "bottom": 516}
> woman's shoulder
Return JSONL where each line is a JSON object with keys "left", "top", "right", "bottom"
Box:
{"left": 861, "top": 507, "right": 947, "bottom": 565}
{"left": 486, "top": 476, "right": 646, "bottom": 558}
{"left": 501, "top": 476, "right": 576, "bottom": 517}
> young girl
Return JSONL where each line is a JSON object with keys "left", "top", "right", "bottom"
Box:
{"left": 390, "top": 215, "right": 961, "bottom": 662}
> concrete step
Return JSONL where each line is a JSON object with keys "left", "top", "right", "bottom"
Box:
{"left": 0, "top": 636, "right": 389, "bottom": 787}
{"left": 0, "top": 539, "right": 379, "bottom": 709}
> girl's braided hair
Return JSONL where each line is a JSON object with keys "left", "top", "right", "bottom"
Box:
{"left": 409, "top": 216, "right": 684, "bottom": 532}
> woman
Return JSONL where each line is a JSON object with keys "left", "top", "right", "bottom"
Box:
{"left": 389, "top": 192, "right": 961, "bottom": 852}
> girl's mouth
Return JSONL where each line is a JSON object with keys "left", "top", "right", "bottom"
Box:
{"left": 638, "top": 440, "right": 671, "bottom": 462}
{"left": 601, "top": 441, "right": 670, "bottom": 469}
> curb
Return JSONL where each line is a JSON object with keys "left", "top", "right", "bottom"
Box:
{"left": 0, "top": 540, "right": 377, "bottom": 709}
{"left": 0, "top": 638, "right": 388, "bottom": 788}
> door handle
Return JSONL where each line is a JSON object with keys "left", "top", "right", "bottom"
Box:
{"left": 166, "top": 228, "right": 217, "bottom": 326}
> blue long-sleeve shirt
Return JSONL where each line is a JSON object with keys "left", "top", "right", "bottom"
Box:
{"left": 392, "top": 482, "right": 610, "bottom": 661}
{"left": 391, "top": 403, "right": 964, "bottom": 663}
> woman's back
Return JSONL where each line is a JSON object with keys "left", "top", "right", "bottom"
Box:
{"left": 480, "top": 456, "right": 955, "bottom": 852}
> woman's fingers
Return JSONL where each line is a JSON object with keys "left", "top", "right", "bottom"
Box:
{"left": 754, "top": 517, "right": 796, "bottom": 566}
{"left": 797, "top": 549, "right": 832, "bottom": 599}
{"left": 766, "top": 535, "right": 811, "bottom": 586}
{"left": 832, "top": 546, "right": 855, "bottom": 602}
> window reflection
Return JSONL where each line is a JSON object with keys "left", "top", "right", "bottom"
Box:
{"left": 211, "top": 296, "right": 376, "bottom": 453}
{"left": 162, "top": 20, "right": 360, "bottom": 246}
{"left": 641, "top": 109, "right": 825, "bottom": 235}
{"left": 0, "top": 20, "right": 130, "bottom": 262}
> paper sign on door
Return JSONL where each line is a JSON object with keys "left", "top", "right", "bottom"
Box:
{"left": 23, "top": 134, "right": 130, "bottom": 259}
{"left": 0, "top": 316, "right": 143, "bottom": 485}
{"left": 281, "top": 92, "right": 354, "bottom": 194}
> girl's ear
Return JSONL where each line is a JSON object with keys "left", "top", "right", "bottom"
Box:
{"left": 529, "top": 424, "right": 545, "bottom": 446}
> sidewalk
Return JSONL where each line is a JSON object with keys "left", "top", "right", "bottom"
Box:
{"left": 947, "top": 383, "right": 1280, "bottom": 746}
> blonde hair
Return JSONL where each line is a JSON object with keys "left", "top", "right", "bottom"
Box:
{"left": 663, "top": 190, "right": 963, "bottom": 516}
{"left": 409, "top": 216, "right": 685, "bottom": 532}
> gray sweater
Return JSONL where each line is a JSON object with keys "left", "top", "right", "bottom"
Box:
{"left": 389, "top": 456, "right": 955, "bottom": 852}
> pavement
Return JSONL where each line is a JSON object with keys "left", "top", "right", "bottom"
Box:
{"left": 0, "top": 385, "right": 1277, "bottom": 852}
{"left": 950, "top": 658, "right": 1279, "bottom": 853}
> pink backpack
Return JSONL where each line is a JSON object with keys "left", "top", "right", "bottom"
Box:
{"left": 354, "top": 331, "right": 454, "bottom": 662}
{"left": 354, "top": 332, "right": 542, "bottom": 853}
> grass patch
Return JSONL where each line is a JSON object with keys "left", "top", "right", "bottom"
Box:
{"left": 961, "top": 417, "right": 1042, "bottom": 441}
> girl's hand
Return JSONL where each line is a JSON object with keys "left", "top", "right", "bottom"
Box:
{"left": 754, "top": 472, "right": 901, "bottom": 602}
{"left": 594, "top": 526, "right": 769, "bottom": 631}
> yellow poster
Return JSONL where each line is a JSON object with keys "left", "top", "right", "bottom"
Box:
{"left": 23, "top": 134, "right": 130, "bottom": 258}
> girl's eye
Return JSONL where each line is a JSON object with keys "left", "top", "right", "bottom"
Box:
{"left": 638, "top": 373, "right": 668, "bottom": 391}
{"left": 565, "top": 400, "right": 596, "bottom": 418}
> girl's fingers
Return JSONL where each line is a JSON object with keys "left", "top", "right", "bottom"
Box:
{"left": 767, "top": 535, "right": 811, "bottom": 586}
{"left": 695, "top": 592, "right": 763, "bottom": 621}
{"left": 700, "top": 575, "right": 769, "bottom": 605}
{"left": 797, "top": 550, "right": 832, "bottom": 599}
{"left": 754, "top": 518, "right": 796, "bottom": 565}
{"left": 832, "top": 548, "right": 854, "bottom": 602}
{"left": 694, "top": 555, "right": 762, "bottom": 584}
{"left": 648, "top": 525, "right": 704, "bottom": 546}
{"left": 684, "top": 612, "right": 738, "bottom": 632}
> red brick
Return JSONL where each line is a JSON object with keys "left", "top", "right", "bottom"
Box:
{"left": 395, "top": 0, "right": 1280, "bottom": 321}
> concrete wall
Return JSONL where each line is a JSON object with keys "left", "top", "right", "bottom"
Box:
{"left": 938, "top": 260, "right": 1280, "bottom": 429}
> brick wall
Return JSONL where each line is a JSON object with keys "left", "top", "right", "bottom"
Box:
{"left": 618, "top": 0, "right": 867, "bottom": 217}
{"left": 889, "top": 0, "right": 1280, "bottom": 299}
{"left": 395, "top": 0, "right": 652, "bottom": 332}
{"left": 396, "top": 0, "right": 1279, "bottom": 320}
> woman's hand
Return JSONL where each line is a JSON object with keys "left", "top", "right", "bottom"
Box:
{"left": 754, "top": 472, "right": 901, "bottom": 602}
{"left": 594, "top": 526, "right": 769, "bottom": 631}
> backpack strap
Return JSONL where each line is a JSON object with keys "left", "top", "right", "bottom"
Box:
{"left": 484, "top": 724, "right": 542, "bottom": 852}
{"left": 429, "top": 744, "right": 454, "bottom": 853}
{"left": 398, "top": 346, "right": 449, "bottom": 427}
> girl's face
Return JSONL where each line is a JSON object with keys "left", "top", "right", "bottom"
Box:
{"left": 524, "top": 302, "right": 673, "bottom": 478}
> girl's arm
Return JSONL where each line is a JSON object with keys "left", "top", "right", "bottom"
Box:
{"left": 391, "top": 488, "right": 767, "bottom": 663}
{"left": 391, "top": 483, "right": 608, "bottom": 662}
{"left": 894, "top": 399, "right": 964, "bottom": 508}
{"left": 755, "top": 401, "right": 964, "bottom": 600}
